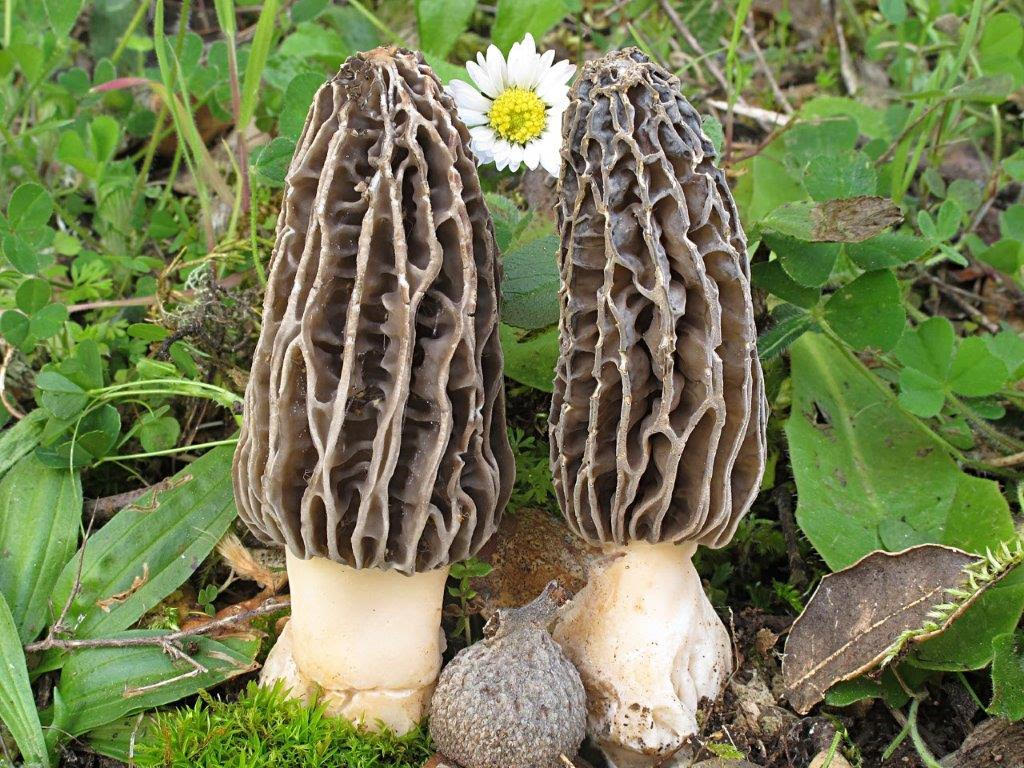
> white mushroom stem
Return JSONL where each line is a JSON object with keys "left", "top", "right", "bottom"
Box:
{"left": 260, "top": 550, "right": 448, "bottom": 734}
{"left": 552, "top": 540, "right": 732, "bottom": 768}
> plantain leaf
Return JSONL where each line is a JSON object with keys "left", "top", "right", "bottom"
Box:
{"left": 0, "top": 408, "right": 48, "bottom": 480}
{"left": 50, "top": 446, "right": 237, "bottom": 642}
{"left": 54, "top": 633, "right": 258, "bottom": 737}
{"left": 0, "top": 455, "right": 82, "bottom": 642}
{"left": 0, "top": 593, "right": 49, "bottom": 767}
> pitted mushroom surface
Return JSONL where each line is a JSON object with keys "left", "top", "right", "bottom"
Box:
{"left": 549, "top": 48, "right": 767, "bottom": 768}
{"left": 232, "top": 46, "right": 514, "bottom": 733}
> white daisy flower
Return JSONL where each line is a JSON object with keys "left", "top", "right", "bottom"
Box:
{"left": 448, "top": 33, "right": 575, "bottom": 176}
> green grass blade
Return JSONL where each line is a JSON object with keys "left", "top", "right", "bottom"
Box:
{"left": 239, "top": 0, "right": 280, "bottom": 128}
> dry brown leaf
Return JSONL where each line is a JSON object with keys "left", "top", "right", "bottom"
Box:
{"left": 811, "top": 196, "right": 903, "bottom": 242}
{"left": 782, "top": 545, "right": 978, "bottom": 714}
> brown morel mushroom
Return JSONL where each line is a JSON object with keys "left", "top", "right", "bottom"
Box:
{"left": 232, "top": 47, "right": 515, "bottom": 733}
{"left": 548, "top": 49, "right": 767, "bottom": 767}
{"left": 429, "top": 582, "right": 586, "bottom": 768}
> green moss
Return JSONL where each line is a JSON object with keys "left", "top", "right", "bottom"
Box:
{"left": 133, "top": 682, "right": 433, "bottom": 768}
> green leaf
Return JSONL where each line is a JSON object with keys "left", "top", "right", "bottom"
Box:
{"left": 786, "top": 333, "right": 960, "bottom": 570}
{"left": 29, "top": 303, "right": 68, "bottom": 340}
{"left": 947, "top": 337, "right": 1008, "bottom": 396}
{"left": 278, "top": 72, "right": 323, "bottom": 142}
{"left": 823, "top": 270, "right": 905, "bottom": 351}
{"left": 7, "top": 182, "right": 53, "bottom": 233}
{"left": 15, "top": 278, "right": 51, "bottom": 314}
{"left": 783, "top": 117, "right": 859, "bottom": 164}
{"left": 978, "top": 12, "right": 1024, "bottom": 87}
{"left": 499, "top": 324, "right": 558, "bottom": 392}
{"left": 0, "top": 409, "right": 47, "bottom": 480}
{"left": 35, "top": 371, "right": 88, "bottom": 420}
{"left": 126, "top": 323, "right": 169, "bottom": 342}
{"left": 138, "top": 414, "right": 181, "bottom": 453}
{"left": 43, "top": 0, "right": 83, "bottom": 36}
{"left": 491, "top": 0, "right": 569, "bottom": 50}
{"left": 55, "top": 634, "right": 258, "bottom": 737}
{"left": 1000, "top": 204, "right": 1024, "bottom": 241}
{"left": 89, "top": 115, "right": 120, "bottom": 165}
{"left": 0, "top": 455, "right": 81, "bottom": 642}
{"left": 987, "top": 329, "right": 1024, "bottom": 379}
{"left": 417, "top": 0, "right": 476, "bottom": 57}
{"left": 758, "top": 308, "right": 815, "bottom": 361}
{"left": 252, "top": 137, "right": 295, "bottom": 187}
{"left": 845, "top": 231, "right": 930, "bottom": 270}
{"left": 75, "top": 404, "right": 121, "bottom": 458}
{"left": 946, "top": 74, "right": 1016, "bottom": 104}
{"left": 894, "top": 317, "right": 954, "bottom": 380}
{"left": 290, "top": 0, "right": 327, "bottom": 22}
{"left": 485, "top": 193, "right": 531, "bottom": 251}
{"left": 3, "top": 233, "right": 40, "bottom": 273}
{"left": 802, "top": 150, "right": 876, "bottom": 201}
{"left": 750, "top": 260, "right": 820, "bottom": 308}
{"left": 0, "top": 593, "right": 48, "bottom": 767}
{"left": 912, "top": 574, "right": 1024, "bottom": 671}
{"left": 1, "top": 309, "right": 30, "bottom": 348}
{"left": 49, "top": 446, "right": 238, "bottom": 640}
{"left": 990, "top": 631, "right": 1024, "bottom": 720}
{"left": 879, "top": 0, "right": 906, "bottom": 23}
{"left": 764, "top": 232, "right": 839, "bottom": 287}
{"left": 978, "top": 239, "right": 1023, "bottom": 277}
{"left": 897, "top": 366, "right": 944, "bottom": 418}
{"left": 501, "top": 235, "right": 560, "bottom": 330}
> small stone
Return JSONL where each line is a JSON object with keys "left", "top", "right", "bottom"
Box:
{"left": 808, "top": 751, "right": 852, "bottom": 768}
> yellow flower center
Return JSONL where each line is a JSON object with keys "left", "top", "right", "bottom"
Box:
{"left": 488, "top": 87, "right": 547, "bottom": 145}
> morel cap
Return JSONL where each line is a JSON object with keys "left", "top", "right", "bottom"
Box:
{"left": 550, "top": 49, "right": 767, "bottom": 549}
{"left": 234, "top": 47, "right": 515, "bottom": 575}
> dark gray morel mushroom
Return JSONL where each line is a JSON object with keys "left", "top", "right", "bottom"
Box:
{"left": 430, "top": 582, "right": 586, "bottom": 768}
{"left": 233, "top": 47, "right": 515, "bottom": 733}
{"left": 549, "top": 50, "right": 767, "bottom": 767}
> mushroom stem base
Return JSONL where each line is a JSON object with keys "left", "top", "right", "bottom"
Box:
{"left": 552, "top": 541, "right": 732, "bottom": 768}
{"left": 260, "top": 551, "right": 449, "bottom": 734}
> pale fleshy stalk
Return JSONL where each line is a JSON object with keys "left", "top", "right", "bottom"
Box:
{"left": 552, "top": 541, "right": 732, "bottom": 768}
{"left": 261, "top": 550, "right": 449, "bottom": 734}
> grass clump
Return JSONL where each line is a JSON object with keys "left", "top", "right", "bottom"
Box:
{"left": 133, "top": 682, "right": 433, "bottom": 768}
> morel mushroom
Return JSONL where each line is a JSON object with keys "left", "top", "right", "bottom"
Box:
{"left": 232, "top": 47, "right": 515, "bottom": 733}
{"left": 430, "top": 582, "right": 586, "bottom": 768}
{"left": 549, "top": 49, "right": 767, "bottom": 766}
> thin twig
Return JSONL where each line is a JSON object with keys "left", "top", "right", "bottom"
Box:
{"left": 706, "top": 99, "right": 789, "bottom": 127}
{"left": 831, "top": 0, "right": 859, "bottom": 95}
{"left": 659, "top": 0, "right": 734, "bottom": 98}
{"left": 989, "top": 450, "right": 1024, "bottom": 468}
{"left": 0, "top": 343, "right": 25, "bottom": 420}
{"left": 25, "top": 597, "right": 290, "bottom": 654}
{"left": 744, "top": 18, "right": 794, "bottom": 114}
{"left": 918, "top": 273, "right": 1000, "bottom": 333}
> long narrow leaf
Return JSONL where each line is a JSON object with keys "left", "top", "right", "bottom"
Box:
{"left": 0, "top": 455, "right": 81, "bottom": 642}
{"left": 239, "top": 0, "right": 280, "bottom": 128}
{"left": 54, "top": 633, "right": 258, "bottom": 737}
{"left": 0, "top": 594, "right": 49, "bottom": 768}
{"left": 0, "top": 409, "right": 47, "bottom": 480}
{"left": 49, "top": 445, "right": 237, "bottom": 641}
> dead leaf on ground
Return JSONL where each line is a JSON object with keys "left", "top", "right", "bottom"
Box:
{"left": 812, "top": 197, "right": 904, "bottom": 242}
{"left": 783, "top": 544, "right": 984, "bottom": 714}
{"left": 939, "top": 718, "right": 1024, "bottom": 768}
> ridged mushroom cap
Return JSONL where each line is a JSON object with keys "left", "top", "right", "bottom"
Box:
{"left": 233, "top": 47, "right": 515, "bottom": 575}
{"left": 549, "top": 48, "right": 767, "bottom": 549}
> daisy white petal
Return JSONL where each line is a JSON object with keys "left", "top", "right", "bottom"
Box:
{"left": 460, "top": 109, "right": 489, "bottom": 127}
{"left": 523, "top": 140, "right": 542, "bottom": 170}
{"left": 484, "top": 44, "right": 508, "bottom": 91}
{"left": 448, "top": 79, "right": 492, "bottom": 113}
{"left": 467, "top": 59, "right": 499, "bottom": 98}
